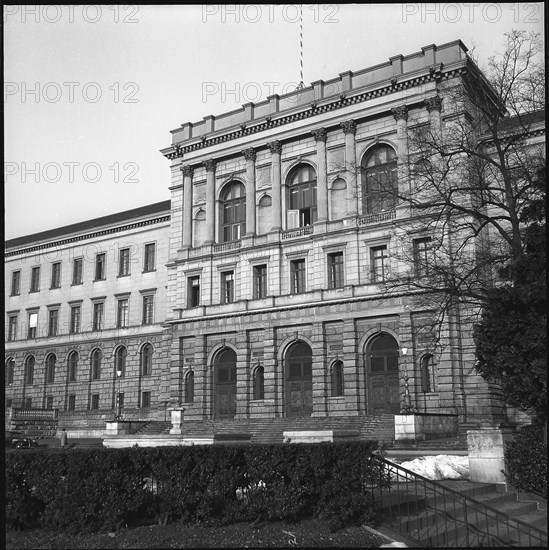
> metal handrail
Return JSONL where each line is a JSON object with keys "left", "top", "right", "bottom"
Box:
{"left": 372, "top": 455, "right": 547, "bottom": 547}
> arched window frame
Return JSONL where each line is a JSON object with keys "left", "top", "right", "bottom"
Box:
{"left": 91, "top": 349, "right": 102, "bottom": 380}
{"left": 253, "top": 365, "right": 265, "bottom": 400}
{"left": 361, "top": 145, "right": 398, "bottom": 214}
{"left": 25, "top": 356, "right": 35, "bottom": 385}
{"left": 331, "top": 360, "right": 345, "bottom": 397}
{"left": 141, "top": 344, "right": 153, "bottom": 377}
{"left": 220, "top": 181, "right": 246, "bottom": 242}
{"left": 420, "top": 354, "right": 435, "bottom": 393}
{"left": 68, "top": 351, "right": 79, "bottom": 382}
{"left": 287, "top": 164, "right": 317, "bottom": 228}
{"left": 6, "top": 357, "right": 15, "bottom": 386}
{"left": 184, "top": 370, "right": 194, "bottom": 403}
{"left": 45, "top": 354, "right": 56, "bottom": 384}
{"left": 114, "top": 346, "right": 127, "bottom": 377}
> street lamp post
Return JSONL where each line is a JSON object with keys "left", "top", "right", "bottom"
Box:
{"left": 400, "top": 347, "right": 415, "bottom": 414}
{"left": 116, "top": 369, "right": 123, "bottom": 420}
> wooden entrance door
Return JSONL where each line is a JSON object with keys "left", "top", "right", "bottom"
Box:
{"left": 214, "top": 349, "right": 237, "bottom": 420}
{"left": 285, "top": 342, "right": 313, "bottom": 417}
{"left": 368, "top": 334, "right": 400, "bottom": 414}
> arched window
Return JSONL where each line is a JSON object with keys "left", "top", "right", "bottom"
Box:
{"left": 6, "top": 358, "right": 15, "bottom": 386}
{"left": 68, "top": 351, "right": 78, "bottom": 382}
{"left": 361, "top": 145, "right": 398, "bottom": 214}
{"left": 184, "top": 371, "right": 194, "bottom": 403}
{"left": 330, "top": 177, "right": 347, "bottom": 220}
{"left": 257, "top": 194, "right": 272, "bottom": 235}
{"left": 420, "top": 354, "right": 435, "bottom": 393}
{"left": 45, "top": 354, "right": 56, "bottom": 384}
{"left": 25, "top": 356, "right": 35, "bottom": 385}
{"left": 331, "top": 360, "right": 344, "bottom": 397}
{"left": 193, "top": 209, "right": 207, "bottom": 247}
{"left": 287, "top": 164, "right": 317, "bottom": 227}
{"left": 91, "top": 349, "right": 102, "bottom": 380}
{"left": 115, "top": 346, "right": 127, "bottom": 377}
{"left": 253, "top": 365, "right": 264, "bottom": 400}
{"left": 141, "top": 344, "right": 153, "bottom": 376}
{"left": 221, "top": 182, "right": 246, "bottom": 242}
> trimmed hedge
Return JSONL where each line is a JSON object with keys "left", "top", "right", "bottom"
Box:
{"left": 6, "top": 441, "right": 388, "bottom": 534}
{"left": 504, "top": 425, "right": 547, "bottom": 498}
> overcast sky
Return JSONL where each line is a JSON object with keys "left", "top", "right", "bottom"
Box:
{"left": 4, "top": 3, "right": 544, "bottom": 240}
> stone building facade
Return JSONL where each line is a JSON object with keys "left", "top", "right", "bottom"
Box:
{"left": 5, "top": 202, "right": 172, "bottom": 429}
{"left": 6, "top": 40, "right": 542, "bottom": 435}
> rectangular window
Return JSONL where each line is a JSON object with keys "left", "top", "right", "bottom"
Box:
{"left": 6, "top": 360, "right": 14, "bottom": 385}
{"left": 413, "top": 237, "right": 432, "bottom": 277}
{"left": 72, "top": 258, "right": 83, "bottom": 285}
{"left": 30, "top": 266, "right": 40, "bottom": 292}
{"left": 371, "top": 245, "right": 389, "bottom": 283}
{"left": 141, "top": 391, "right": 151, "bottom": 408}
{"left": 68, "top": 395, "right": 76, "bottom": 411}
{"left": 26, "top": 362, "right": 34, "bottom": 385}
{"left": 91, "top": 394, "right": 100, "bottom": 410}
{"left": 92, "top": 302, "right": 104, "bottom": 331}
{"left": 119, "top": 248, "right": 130, "bottom": 277}
{"left": 28, "top": 312, "right": 38, "bottom": 339}
{"left": 51, "top": 262, "right": 61, "bottom": 289}
{"left": 6, "top": 399, "right": 13, "bottom": 408}
{"left": 327, "top": 252, "right": 344, "bottom": 289}
{"left": 221, "top": 271, "right": 234, "bottom": 304}
{"left": 290, "top": 259, "right": 306, "bottom": 294}
{"left": 11, "top": 271, "right": 21, "bottom": 296}
{"left": 95, "top": 253, "right": 106, "bottom": 281}
{"left": 24, "top": 397, "right": 32, "bottom": 408}
{"left": 117, "top": 298, "right": 129, "bottom": 328}
{"left": 188, "top": 276, "right": 200, "bottom": 308}
{"left": 46, "top": 396, "right": 54, "bottom": 410}
{"left": 253, "top": 264, "right": 267, "bottom": 299}
{"left": 142, "top": 294, "right": 154, "bottom": 325}
{"left": 70, "top": 305, "right": 81, "bottom": 334}
{"left": 48, "top": 309, "right": 59, "bottom": 337}
{"left": 144, "top": 243, "right": 156, "bottom": 272}
{"left": 8, "top": 315, "right": 18, "bottom": 342}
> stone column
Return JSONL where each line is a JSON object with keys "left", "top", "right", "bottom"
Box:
{"left": 181, "top": 165, "right": 194, "bottom": 248}
{"left": 203, "top": 159, "right": 216, "bottom": 243}
{"left": 425, "top": 95, "right": 443, "bottom": 135}
{"left": 242, "top": 148, "right": 257, "bottom": 236}
{"left": 341, "top": 120, "right": 357, "bottom": 216}
{"left": 392, "top": 106, "right": 409, "bottom": 197}
{"left": 311, "top": 128, "right": 328, "bottom": 222}
{"left": 268, "top": 141, "right": 282, "bottom": 231}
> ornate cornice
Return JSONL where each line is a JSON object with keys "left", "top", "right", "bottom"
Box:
{"left": 180, "top": 165, "right": 194, "bottom": 178}
{"left": 392, "top": 105, "right": 409, "bottom": 122}
{"left": 268, "top": 140, "right": 282, "bottom": 155}
{"left": 242, "top": 148, "right": 257, "bottom": 162}
{"left": 5, "top": 216, "right": 170, "bottom": 258}
{"left": 165, "top": 67, "right": 468, "bottom": 160}
{"left": 311, "top": 128, "right": 328, "bottom": 142}
{"left": 341, "top": 120, "right": 357, "bottom": 135}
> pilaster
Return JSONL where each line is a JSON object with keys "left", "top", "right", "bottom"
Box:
{"left": 181, "top": 165, "right": 194, "bottom": 249}
{"left": 203, "top": 159, "right": 216, "bottom": 244}
{"left": 311, "top": 128, "right": 328, "bottom": 222}
{"left": 268, "top": 141, "right": 282, "bottom": 231}
{"left": 341, "top": 120, "right": 357, "bottom": 216}
{"left": 242, "top": 148, "right": 257, "bottom": 236}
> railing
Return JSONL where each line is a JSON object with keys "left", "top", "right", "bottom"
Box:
{"left": 281, "top": 226, "right": 314, "bottom": 240}
{"left": 357, "top": 210, "right": 396, "bottom": 225}
{"left": 213, "top": 241, "right": 241, "bottom": 253}
{"left": 372, "top": 455, "right": 547, "bottom": 547}
{"left": 10, "top": 408, "right": 59, "bottom": 421}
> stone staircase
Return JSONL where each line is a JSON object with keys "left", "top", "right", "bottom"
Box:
{"left": 132, "top": 414, "right": 395, "bottom": 444}
{"left": 379, "top": 478, "right": 547, "bottom": 547}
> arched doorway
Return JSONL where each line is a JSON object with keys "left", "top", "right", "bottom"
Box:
{"left": 213, "top": 348, "right": 237, "bottom": 420}
{"left": 367, "top": 334, "right": 400, "bottom": 414}
{"left": 285, "top": 341, "right": 313, "bottom": 417}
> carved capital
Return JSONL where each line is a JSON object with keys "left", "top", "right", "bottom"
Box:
{"left": 311, "top": 128, "right": 327, "bottom": 142}
{"left": 203, "top": 159, "right": 216, "bottom": 173}
{"left": 425, "top": 96, "right": 443, "bottom": 113}
{"left": 392, "top": 105, "right": 409, "bottom": 122}
{"left": 268, "top": 140, "right": 282, "bottom": 155}
{"left": 341, "top": 120, "right": 356, "bottom": 135}
{"left": 180, "top": 165, "right": 194, "bottom": 178}
{"left": 242, "top": 148, "right": 257, "bottom": 162}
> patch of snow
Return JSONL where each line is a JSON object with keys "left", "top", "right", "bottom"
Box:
{"left": 387, "top": 455, "right": 469, "bottom": 481}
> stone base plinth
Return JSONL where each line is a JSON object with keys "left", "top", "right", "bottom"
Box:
{"left": 283, "top": 430, "right": 359, "bottom": 444}
{"left": 467, "top": 428, "right": 514, "bottom": 485}
{"left": 104, "top": 421, "right": 146, "bottom": 435}
{"left": 394, "top": 413, "right": 458, "bottom": 443}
